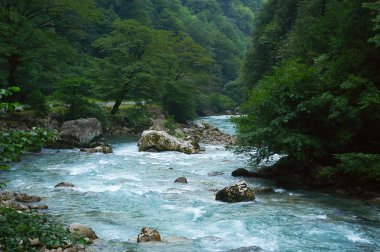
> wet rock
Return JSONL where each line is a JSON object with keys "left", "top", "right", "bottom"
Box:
{"left": 215, "top": 181, "right": 255, "bottom": 203}
{"left": 55, "top": 182, "right": 75, "bottom": 188}
{"left": 15, "top": 193, "right": 41, "bottom": 203}
{"left": 137, "top": 227, "right": 161, "bottom": 243}
{"left": 138, "top": 130, "right": 199, "bottom": 154}
{"left": 174, "top": 177, "right": 188, "bottom": 183}
{"left": 69, "top": 223, "right": 98, "bottom": 241}
{"left": 231, "top": 168, "right": 259, "bottom": 178}
{"left": 227, "top": 246, "right": 263, "bottom": 252}
{"left": 29, "top": 204, "right": 48, "bottom": 210}
{"left": 80, "top": 144, "right": 113, "bottom": 154}
{"left": 253, "top": 187, "right": 275, "bottom": 194}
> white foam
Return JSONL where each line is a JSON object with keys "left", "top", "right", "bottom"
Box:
{"left": 76, "top": 184, "right": 123, "bottom": 193}
{"left": 99, "top": 160, "right": 110, "bottom": 165}
{"left": 184, "top": 207, "right": 205, "bottom": 221}
{"left": 346, "top": 234, "right": 372, "bottom": 244}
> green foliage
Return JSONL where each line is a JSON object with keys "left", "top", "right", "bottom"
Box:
{"left": 210, "top": 93, "right": 236, "bottom": 113}
{"left": 0, "top": 208, "right": 86, "bottom": 251}
{"left": 335, "top": 153, "right": 380, "bottom": 179}
{"left": 0, "top": 86, "right": 20, "bottom": 116}
{"left": 163, "top": 115, "right": 179, "bottom": 135}
{"left": 319, "top": 153, "right": 380, "bottom": 180}
{"left": 238, "top": 0, "right": 380, "bottom": 179}
{"left": 123, "top": 106, "right": 152, "bottom": 130}
{"left": 364, "top": 1, "right": 380, "bottom": 46}
{"left": 0, "top": 128, "right": 55, "bottom": 169}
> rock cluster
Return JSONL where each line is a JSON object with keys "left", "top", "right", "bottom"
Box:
{"left": 0, "top": 191, "right": 47, "bottom": 211}
{"left": 138, "top": 130, "right": 200, "bottom": 154}
{"left": 137, "top": 227, "right": 161, "bottom": 243}
{"left": 215, "top": 181, "right": 256, "bottom": 203}
{"left": 182, "top": 121, "right": 235, "bottom": 145}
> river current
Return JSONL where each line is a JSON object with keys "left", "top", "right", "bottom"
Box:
{"left": 3, "top": 115, "right": 380, "bottom": 251}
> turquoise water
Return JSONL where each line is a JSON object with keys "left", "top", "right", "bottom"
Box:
{"left": 2, "top": 116, "right": 380, "bottom": 251}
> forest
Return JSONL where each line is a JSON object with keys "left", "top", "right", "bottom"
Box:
{"left": 235, "top": 0, "right": 380, "bottom": 191}
{"left": 1, "top": 0, "right": 380, "bottom": 251}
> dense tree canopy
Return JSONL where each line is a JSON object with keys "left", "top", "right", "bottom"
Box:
{"left": 237, "top": 0, "right": 380, "bottom": 181}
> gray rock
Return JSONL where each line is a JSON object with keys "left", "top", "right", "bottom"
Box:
{"left": 174, "top": 177, "right": 188, "bottom": 183}
{"left": 59, "top": 118, "right": 102, "bottom": 144}
{"left": 215, "top": 181, "right": 255, "bottom": 203}
{"left": 138, "top": 130, "right": 199, "bottom": 154}
{"left": 137, "top": 227, "right": 161, "bottom": 243}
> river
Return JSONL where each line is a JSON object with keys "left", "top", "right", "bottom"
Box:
{"left": 3, "top": 115, "right": 380, "bottom": 251}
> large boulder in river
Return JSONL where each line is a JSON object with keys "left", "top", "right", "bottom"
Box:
{"left": 137, "top": 227, "right": 161, "bottom": 243}
{"left": 215, "top": 181, "right": 255, "bottom": 203}
{"left": 138, "top": 130, "right": 199, "bottom": 154}
{"left": 59, "top": 118, "right": 102, "bottom": 144}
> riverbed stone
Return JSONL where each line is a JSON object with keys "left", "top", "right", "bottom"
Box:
{"left": 215, "top": 181, "right": 255, "bottom": 203}
{"left": 174, "top": 177, "right": 188, "bottom": 183}
{"left": 69, "top": 223, "right": 98, "bottom": 241}
{"left": 138, "top": 130, "right": 200, "bottom": 154}
{"left": 137, "top": 227, "right": 161, "bottom": 243}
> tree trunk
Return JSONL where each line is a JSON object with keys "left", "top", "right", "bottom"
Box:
{"left": 7, "top": 54, "right": 20, "bottom": 87}
{"left": 111, "top": 98, "right": 122, "bottom": 115}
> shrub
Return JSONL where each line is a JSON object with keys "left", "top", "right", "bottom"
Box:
{"left": 0, "top": 208, "right": 86, "bottom": 251}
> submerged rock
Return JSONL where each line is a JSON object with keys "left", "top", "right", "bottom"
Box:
{"left": 253, "top": 187, "right": 275, "bottom": 194}
{"left": 227, "top": 246, "right": 263, "bottom": 252}
{"left": 174, "top": 177, "right": 188, "bottom": 183}
{"left": 69, "top": 223, "right": 98, "bottom": 241}
{"left": 215, "top": 181, "right": 255, "bottom": 203}
{"left": 137, "top": 227, "right": 161, "bottom": 243}
{"left": 80, "top": 144, "right": 113, "bottom": 154}
{"left": 55, "top": 182, "right": 75, "bottom": 188}
{"left": 138, "top": 130, "right": 199, "bottom": 154}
